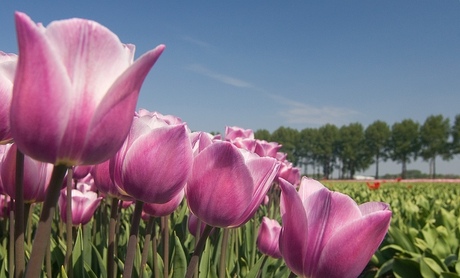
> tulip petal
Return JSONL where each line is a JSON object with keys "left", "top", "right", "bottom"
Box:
{"left": 187, "top": 142, "right": 253, "bottom": 227}
{"left": 12, "top": 12, "right": 72, "bottom": 163}
{"left": 121, "top": 124, "right": 191, "bottom": 203}
{"left": 235, "top": 156, "right": 279, "bottom": 226}
{"left": 279, "top": 178, "right": 308, "bottom": 276}
{"left": 316, "top": 206, "right": 392, "bottom": 278}
{"left": 82, "top": 45, "right": 165, "bottom": 164}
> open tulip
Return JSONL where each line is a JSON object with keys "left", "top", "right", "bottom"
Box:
{"left": 279, "top": 177, "right": 391, "bottom": 278}
{"left": 110, "top": 111, "right": 193, "bottom": 204}
{"left": 186, "top": 141, "right": 279, "bottom": 228}
{"left": 10, "top": 12, "right": 165, "bottom": 166}
{"left": 257, "top": 217, "right": 282, "bottom": 258}
{"left": 0, "top": 52, "right": 17, "bottom": 144}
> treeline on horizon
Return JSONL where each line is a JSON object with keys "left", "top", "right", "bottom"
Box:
{"left": 252, "top": 114, "right": 460, "bottom": 179}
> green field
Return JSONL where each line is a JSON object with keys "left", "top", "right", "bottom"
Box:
{"left": 1, "top": 180, "right": 459, "bottom": 277}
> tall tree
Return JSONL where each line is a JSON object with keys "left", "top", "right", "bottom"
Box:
{"left": 336, "top": 123, "right": 371, "bottom": 179}
{"left": 365, "top": 120, "right": 391, "bottom": 179}
{"left": 420, "top": 115, "right": 451, "bottom": 178}
{"left": 315, "top": 124, "right": 339, "bottom": 179}
{"left": 388, "top": 119, "right": 420, "bottom": 178}
{"left": 451, "top": 114, "right": 460, "bottom": 155}
{"left": 298, "top": 128, "right": 318, "bottom": 176}
{"left": 254, "top": 129, "right": 271, "bottom": 141}
{"left": 270, "top": 126, "right": 300, "bottom": 165}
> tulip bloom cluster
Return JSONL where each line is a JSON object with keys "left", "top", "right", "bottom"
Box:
{"left": 0, "top": 11, "right": 391, "bottom": 278}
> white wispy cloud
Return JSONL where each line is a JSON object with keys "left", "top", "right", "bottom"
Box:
{"left": 270, "top": 94, "right": 362, "bottom": 126}
{"left": 185, "top": 64, "right": 254, "bottom": 88}
{"left": 181, "top": 36, "right": 211, "bottom": 48}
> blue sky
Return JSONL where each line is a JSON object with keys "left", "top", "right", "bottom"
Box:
{"left": 1, "top": 1, "right": 459, "bottom": 175}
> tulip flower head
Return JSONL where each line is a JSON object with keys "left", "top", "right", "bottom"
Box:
{"left": 0, "top": 52, "right": 17, "bottom": 144}
{"left": 10, "top": 12, "right": 165, "bottom": 166}
{"left": 279, "top": 177, "right": 391, "bottom": 278}
{"left": 110, "top": 110, "right": 193, "bottom": 204}
{"left": 1, "top": 143, "right": 53, "bottom": 203}
{"left": 186, "top": 141, "right": 280, "bottom": 228}
{"left": 257, "top": 217, "right": 282, "bottom": 258}
{"left": 59, "top": 183, "right": 102, "bottom": 226}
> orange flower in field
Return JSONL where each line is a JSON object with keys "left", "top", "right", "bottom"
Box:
{"left": 366, "top": 182, "right": 381, "bottom": 190}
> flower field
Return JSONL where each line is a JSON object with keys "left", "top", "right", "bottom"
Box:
{"left": 0, "top": 179, "right": 457, "bottom": 277}
{"left": 325, "top": 180, "right": 460, "bottom": 278}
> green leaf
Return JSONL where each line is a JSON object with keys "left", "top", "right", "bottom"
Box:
{"left": 245, "top": 255, "right": 266, "bottom": 278}
{"left": 393, "top": 257, "right": 422, "bottom": 278}
{"left": 171, "top": 232, "right": 187, "bottom": 278}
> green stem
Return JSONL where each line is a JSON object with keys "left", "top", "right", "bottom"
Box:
{"left": 9, "top": 209, "right": 14, "bottom": 278}
{"left": 64, "top": 167, "right": 73, "bottom": 278}
{"left": 122, "top": 200, "right": 144, "bottom": 278}
{"left": 185, "top": 224, "right": 213, "bottom": 278}
{"left": 162, "top": 215, "right": 170, "bottom": 278}
{"left": 14, "top": 149, "right": 25, "bottom": 278}
{"left": 107, "top": 197, "right": 119, "bottom": 278}
{"left": 45, "top": 241, "right": 51, "bottom": 278}
{"left": 25, "top": 164, "right": 68, "bottom": 278}
{"left": 25, "top": 203, "right": 32, "bottom": 245}
{"left": 152, "top": 221, "right": 160, "bottom": 278}
{"left": 140, "top": 216, "right": 155, "bottom": 278}
{"left": 256, "top": 256, "right": 269, "bottom": 278}
{"left": 219, "top": 228, "right": 230, "bottom": 278}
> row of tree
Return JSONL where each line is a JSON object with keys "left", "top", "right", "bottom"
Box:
{"left": 254, "top": 114, "right": 460, "bottom": 179}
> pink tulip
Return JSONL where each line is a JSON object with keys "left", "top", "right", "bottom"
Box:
{"left": 225, "top": 126, "right": 254, "bottom": 141}
{"left": 1, "top": 143, "right": 53, "bottom": 203}
{"left": 10, "top": 12, "right": 165, "bottom": 166}
{"left": 257, "top": 217, "right": 282, "bottom": 258}
{"left": 143, "top": 189, "right": 184, "bottom": 217}
{"left": 0, "top": 52, "right": 17, "bottom": 144}
{"left": 186, "top": 141, "right": 279, "bottom": 228}
{"left": 0, "top": 194, "right": 12, "bottom": 219}
{"left": 59, "top": 183, "right": 102, "bottom": 226}
{"left": 110, "top": 110, "right": 193, "bottom": 204}
{"left": 91, "top": 159, "right": 132, "bottom": 200}
{"left": 279, "top": 177, "right": 391, "bottom": 278}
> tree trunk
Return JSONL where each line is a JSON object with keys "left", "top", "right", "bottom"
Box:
{"left": 401, "top": 159, "right": 407, "bottom": 179}
{"left": 375, "top": 154, "right": 380, "bottom": 179}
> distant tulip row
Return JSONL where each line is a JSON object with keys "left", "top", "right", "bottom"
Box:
{"left": 0, "top": 12, "right": 391, "bottom": 278}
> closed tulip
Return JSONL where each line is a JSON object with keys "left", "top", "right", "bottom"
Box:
{"left": 143, "top": 189, "right": 184, "bottom": 217}
{"left": 257, "top": 217, "right": 282, "bottom": 258}
{"left": 279, "top": 177, "right": 391, "bottom": 278}
{"left": 1, "top": 143, "right": 53, "bottom": 203}
{"left": 0, "top": 52, "right": 17, "bottom": 144}
{"left": 59, "top": 183, "right": 102, "bottom": 226}
{"left": 110, "top": 111, "right": 193, "bottom": 204}
{"left": 10, "top": 12, "right": 165, "bottom": 166}
{"left": 186, "top": 141, "right": 279, "bottom": 228}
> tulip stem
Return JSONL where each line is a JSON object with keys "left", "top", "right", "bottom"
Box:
{"left": 25, "top": 164, "right": 68, "bottom": 278}
{"left": 14, "top": 149, "right": 25, "bottom": 278}
{"left": 152, "top": 221, "right": 160, "bottom": 278}
{"left": 162, "top": 215, "right": 170, "bottom": 278}
{"left": 107, "top": 197, "right": 119, "bottom": 278}
{"left": 140, "top": 216, "right": 155, "bottom": 278}
{"left": 64, "top": 167, "right": 73, "bottom": 278}
{"left": 122, "top": 200, "right": 144, "bottom": 278}
{"left": 185, "top": 224, "right": 213, "bottom": 278}
{"left": 218, "top": 228, "right": 230, "bottom": 278}
{"left": 9, "top": 209, "right": 14, "bottom": 278}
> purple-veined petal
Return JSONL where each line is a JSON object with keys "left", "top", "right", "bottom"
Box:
{"left": 316, "top": 206, "right": 392, "bottom": 278}
{"left": 121, "top": 124, "right": 191, "bottom": 203}
{"left": 279, "top": 178, "right": 308, "bottom": 276}
{"left": 186, "top": 142, "right": 253, "bottom": 227}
